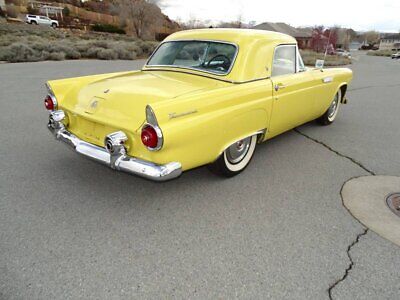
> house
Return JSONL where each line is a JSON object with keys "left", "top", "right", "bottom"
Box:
{"left": 379, "top": 34, "right": 400, "bottom": 51}
{"left": 253, "top": 22, "right": 312, "bottom": 49}
{"left": 349, "top": 41, "right": 361, "bottom": 51}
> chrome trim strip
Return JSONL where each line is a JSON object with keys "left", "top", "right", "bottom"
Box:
{"left": 48, "top": 111, "right": 182, "bottom": 181}
{"left": 45, "top": 82, "right": 58, "bottom": 110}
{"left": 144, "top": 39, "right": 239, "bottom": 77}
{"left": 142, "top": 68, "right": 269, "bottom": 84}
{"left": 144, "top": 105, "right": 163, "bottom": 151}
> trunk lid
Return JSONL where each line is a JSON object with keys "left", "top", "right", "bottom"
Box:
{"left": 63, "top": 70, "right": 225, "bottom": 147}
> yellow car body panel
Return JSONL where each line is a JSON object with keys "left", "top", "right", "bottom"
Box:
{"left": 47, "top": 29, "right": 353, "bottom": 172}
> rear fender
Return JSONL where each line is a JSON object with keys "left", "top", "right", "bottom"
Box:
{"left": 216, "top": 108, "right": 268, "bottom": 158}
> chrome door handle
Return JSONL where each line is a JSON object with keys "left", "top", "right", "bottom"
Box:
{"left": 274, "top": 84, "right": 287, "bottom": 91}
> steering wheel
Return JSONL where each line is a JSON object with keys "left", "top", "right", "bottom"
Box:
{"left": 206, "top": 54, "right": 231, "bottom": 70}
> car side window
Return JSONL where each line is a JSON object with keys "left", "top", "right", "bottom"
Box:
{"left": 272, "top": 45, "right": 296, "bottom": 77}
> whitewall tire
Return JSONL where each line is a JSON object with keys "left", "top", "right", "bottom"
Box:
{"left": 318, "top": 90, "right": 341, "bottom": 125}
{"left": 208, "top": 135, "right": 258, "bottom": 177}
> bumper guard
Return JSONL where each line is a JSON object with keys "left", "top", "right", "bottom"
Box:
{"left": 47, "top": 110, "right": 182, "bottom": 181}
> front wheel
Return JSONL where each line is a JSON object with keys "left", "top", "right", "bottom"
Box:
{"left": 208, "top": 135, "right": 258, "bottom": 177}
{"left": 51, "top": 23, "right": 57, "bottom": 28}
{"left": 317, "top": 90, "right": 341, "bottom": 125}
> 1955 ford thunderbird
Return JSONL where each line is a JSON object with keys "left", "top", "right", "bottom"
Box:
{"left": 46, "top": 29, "right": 352, "bottom": 181}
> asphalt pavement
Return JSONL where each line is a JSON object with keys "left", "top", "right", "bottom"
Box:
{"left": 0, "top": 54, "right": 399, "bottom": 299}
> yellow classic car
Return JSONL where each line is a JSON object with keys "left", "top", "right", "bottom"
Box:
{"left": 46, "top": 29, "right": 352, "bottom": 181}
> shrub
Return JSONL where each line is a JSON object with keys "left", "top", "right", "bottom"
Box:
{"left": 86, "top": 47, "right": 103, "bottom": 58}
{"left": 300, "top": 50, "right": 351, "bottom": 66}
{"left": 48, "top": 43, "right": 81, "bottom": 59}
{"left": 0, "top": 46, "right": 11, "bottom": 61}
{"left": 97, "top": 48, "right": 118, "bottom": 60}
{"left": 40, "top": 50, "right": 50, "bottom": 60}
{"left": 127, "top": 44, "right": 141, "bottom": 56}
{"left": 0, "top": 23, "right": 160, "bottom": 62}
{"left": 92, "top": 24, "right": 126, "bottom": 35}
{"left": 136, "top": 40, "right": 158, "bottom": 55}
{"left": 6, "top": 5, "right": 18, "bottom": 18}
{"left": 2, "top": 43, "right": 42, "bottom": 62}
{"left": 75, "top": 41, "right": 91, "bottom": 53}
{"left": 367, "top": 50, "right": 394, "bottom": 57}
{"left": 49, "top": 52, "right": 66, "bottom": 61}
{"left": 88, "top": 40, "right": 109, "bottom": 49}
{"left": 30, "top": 41, "right": 51, "bottom": 51}
{"left": 0, "top": 7, "right": 6, "bottom": 18}
{"left": 63, "top": 6, "right": 70, "bottom": 17}
{"left": 112, "top": 44, "right": 137, "bottom": 60}
{"left": 27, "top": 6, "right": 39, "bottom": 15}
{"left": 0, "top": 34, "right": 18, "bottom": 46}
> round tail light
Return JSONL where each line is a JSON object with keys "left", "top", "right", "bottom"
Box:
{"left": 141, "top": 125, "right": 158, "bottom": 149}
{"left": 44, "top": 95, "right": 57, "bottom": 111}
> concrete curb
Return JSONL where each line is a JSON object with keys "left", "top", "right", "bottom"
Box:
{"left": 342, "top": 175, "right": 400, "bottom": 246}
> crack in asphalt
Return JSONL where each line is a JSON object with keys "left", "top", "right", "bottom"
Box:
{"left": 293, "top": 128, "right": 375, "bottom": 299}
{"left": 327, "top": 228, "right": 369, "bottom": 299}
{"left": 293, "top": 129, "right": 376, "bottom": 176}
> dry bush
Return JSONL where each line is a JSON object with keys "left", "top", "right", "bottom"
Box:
{"left": 86, "top": 47, "right": 103, "bottom": 58}
{"left": 48, "top": 43, "right": 81, "bottom": 59}
{"left": 0, "top": 43, "right": 42, "bottom": 62}
{"left": 300, "top": 50, "right": 351, "bottom": 66}
{"left": 6, "top": 5, "right": 18, "bottom": 18}
{"left": 367, "top": 50, "right": 395, "bottom": 57}
{"left": 110, "top": 43, "right": 137, "bottom": 60}
{"left": 49, "top": 52, "right": 66, "bottom": 61}
{"left": 0, "top": 23, "right": 158, "bottom": 62}
{"left": 97, "top": 48, "right": 119, "bottom": 60}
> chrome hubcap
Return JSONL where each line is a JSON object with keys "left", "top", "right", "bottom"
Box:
{"left": 328, "top": 94, "right": 339, "bottom": 119}
{"left": 226, "top": 137, "right": 251, "bottom": 164}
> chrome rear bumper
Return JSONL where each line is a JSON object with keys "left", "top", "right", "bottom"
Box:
{"left": 47, "top": 110, "right": 182, "bottom": 181}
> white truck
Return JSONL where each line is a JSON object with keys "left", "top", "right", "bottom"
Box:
{"left": 391, "top": 52, "right": 400, "bottom": 59}
{"left": 25, "top": 15, "right": 59, "bottom": 28}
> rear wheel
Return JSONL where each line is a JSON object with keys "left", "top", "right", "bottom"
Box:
{"left": 317, "top": 90, "right": 341, "bottom": 125}
{"left": 208, "top": 135, "right": 258, "bottom": 177}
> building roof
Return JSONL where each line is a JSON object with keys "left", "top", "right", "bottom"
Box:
{"left": 382, "top": 34, "right": 400, "bottom": 40}
{"left": 253, "top": 22, "right": 312, "bottom": 38}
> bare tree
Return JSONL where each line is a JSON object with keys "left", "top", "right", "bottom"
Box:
{"left": 183, "top": 15, "right": 207, "bottom": 29}
{"left": 363, "top": 30, "right": 380, "bottom": 46}
{"left": 118, "top": 0, "right": 163, "bottom": 38}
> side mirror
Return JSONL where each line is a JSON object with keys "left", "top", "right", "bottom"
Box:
{"left": 315, "top": 59, "right": 325, "bottom": 69}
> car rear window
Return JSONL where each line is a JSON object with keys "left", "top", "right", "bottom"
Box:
{"left": 147, "top": 40, "right": 238, "bottom": 75}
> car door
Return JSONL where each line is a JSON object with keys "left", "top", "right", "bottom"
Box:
{"left": 268, "top": 44, "right": 316, "bottom": 138}
{"left": 39, "top": 16, "right": 49, "bottom": 25}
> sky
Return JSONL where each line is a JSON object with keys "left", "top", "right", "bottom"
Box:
{"left": 157, "top": 0, "right": 400, "bottom": 32}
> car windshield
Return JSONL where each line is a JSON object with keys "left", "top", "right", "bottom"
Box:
{"left": 146, "top": 41, "right": 237, "bottom": 75}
